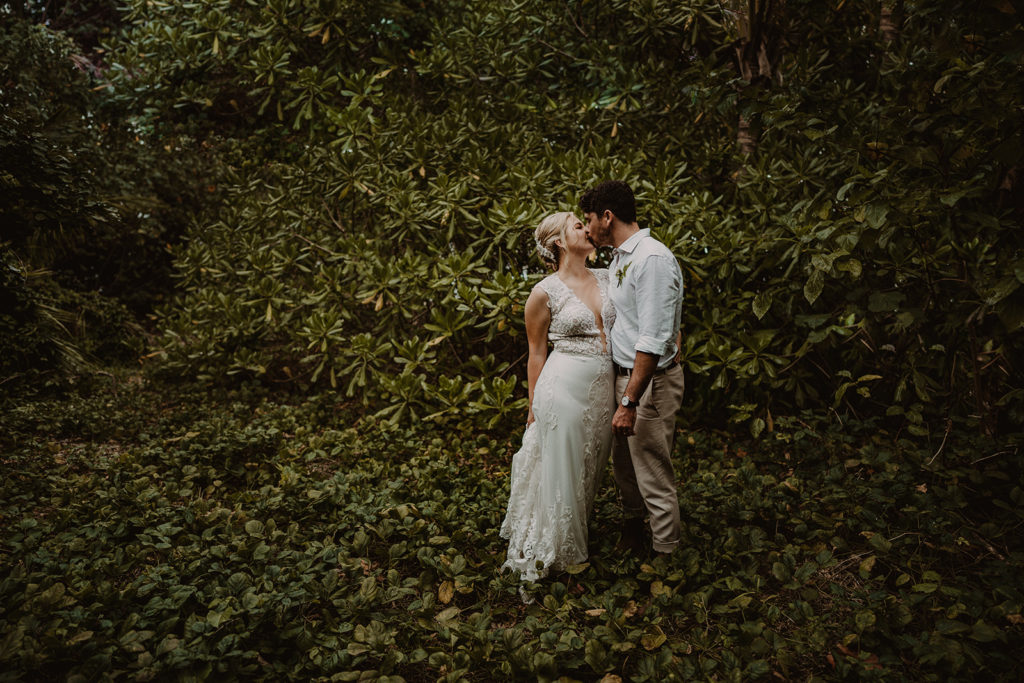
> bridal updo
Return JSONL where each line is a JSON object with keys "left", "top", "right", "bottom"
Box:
{"left": 534, "top": 211, "right": 574, "bottom": 270}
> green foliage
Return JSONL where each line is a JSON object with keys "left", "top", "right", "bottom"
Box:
{"left": 1, "top": 378, "right": 1021, "bottom": 680}
{"left": 0, "top": 15, "right": 223, "bottom": 386}
{"left": 0, "top": 248, "right": 80, "bottom": 385}
{"left": 0, "top": 247, "right": 143, "bottom": 390}
{"left": 10, "top": 0, "right": 123, "bottom": 52}
{"left": 133, "top": 0, "right": 1024, "bottom": 433}
{"left": 5, "top": 3, "right": 1022, "bottom": 679}
{"left": 1, "top": 20, "right": 116, "bottom": 265}
{"left": 103, "top": 0, "right": 436, "bottom": 140}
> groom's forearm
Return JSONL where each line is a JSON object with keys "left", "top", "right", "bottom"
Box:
{"left": 623, "top": 351, "right": 660, "bottom": 403}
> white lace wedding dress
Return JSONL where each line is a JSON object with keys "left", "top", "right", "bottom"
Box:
{"left": 500, "top": 268, "right": 616, "bottom": 582}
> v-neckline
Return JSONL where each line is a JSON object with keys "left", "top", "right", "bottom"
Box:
{"left": 554, "top": 270, "right": 607, "bottom": 352}
{"left": 555, "top": 270, "right": 602, "bottom": 318}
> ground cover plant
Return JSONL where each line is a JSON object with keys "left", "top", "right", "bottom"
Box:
{"left": 1, "top": 373, "right": 1021, "bottom": 681}
{"left": 3, "top": 0, "right": 1024, "bottom": 681}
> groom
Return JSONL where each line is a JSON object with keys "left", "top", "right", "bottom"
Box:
{"left": 581, "top": 180, "right": 685, "bottom": 557}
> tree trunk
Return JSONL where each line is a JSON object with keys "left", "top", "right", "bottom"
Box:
{"left": 737, "top": 113, "right": 757, "bottom": 156}
{"left": 880, "top": 1, "right": 899, "bottom": 43}
{"left": 725, "top": 0, "right": 785, "bottom": 156}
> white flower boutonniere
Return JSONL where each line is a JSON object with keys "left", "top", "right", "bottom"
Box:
{"left": 615, "top": 261, "right": 631, "bottom": 287}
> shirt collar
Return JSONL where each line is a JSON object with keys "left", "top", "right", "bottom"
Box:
{"left": 613, "top": 228, "right": 649, "bottom": 257}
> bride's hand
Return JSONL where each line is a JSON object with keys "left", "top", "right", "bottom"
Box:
{"left": 526, "top": 411, "right": 535, "bottom": 427}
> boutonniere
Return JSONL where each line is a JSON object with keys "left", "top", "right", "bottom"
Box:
{"left": 615, "top": 261, "right": 631, "bottom": 287}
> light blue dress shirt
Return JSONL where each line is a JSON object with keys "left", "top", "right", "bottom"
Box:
{"left": 607, "top": 228, "right": 683, "bottom": 370}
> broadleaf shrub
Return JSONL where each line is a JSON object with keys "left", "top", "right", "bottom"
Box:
{"left": 133, "top": 0, "right": 1024, "bottom": 432}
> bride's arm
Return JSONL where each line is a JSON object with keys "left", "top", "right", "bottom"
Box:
{"left": 524, "top": 287, "right": 551, "bottom": 426}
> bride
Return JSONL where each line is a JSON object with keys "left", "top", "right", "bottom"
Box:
{"left": 500, "top": 211, "right": 616, "bottom": 586}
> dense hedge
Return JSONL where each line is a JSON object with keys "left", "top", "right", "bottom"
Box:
{"left": 108, "top": 0, "right": 1024, "bottom": 434}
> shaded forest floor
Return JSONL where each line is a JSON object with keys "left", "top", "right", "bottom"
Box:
{"left": 1, "top": 369, "right": 1022, "bottom": 681}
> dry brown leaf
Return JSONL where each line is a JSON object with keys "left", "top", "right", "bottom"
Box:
{"left": 641, "top": 627, "right": 666, "bottom": 650}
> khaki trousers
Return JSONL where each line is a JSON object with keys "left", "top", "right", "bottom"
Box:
{"left": 612, "top": 364, "right": 685, "bottom": 553}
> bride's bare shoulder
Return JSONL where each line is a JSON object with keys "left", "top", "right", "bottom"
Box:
{"left": 525, "top": 283, "right": 551, "bottom": 322}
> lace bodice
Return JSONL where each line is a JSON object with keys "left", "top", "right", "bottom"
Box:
{"left": 537, "top": 269, "right": 615, "bottom": 356}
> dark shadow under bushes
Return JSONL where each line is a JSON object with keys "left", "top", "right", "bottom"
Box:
{"left": 0, "top": 17, "right": 226, "bottom": 396}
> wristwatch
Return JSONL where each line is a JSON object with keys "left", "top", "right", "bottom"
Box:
{"left": 620, "top": 394, "right": 639, "bottom": 409}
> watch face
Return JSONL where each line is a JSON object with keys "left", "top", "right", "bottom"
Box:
{"left": 621, "top": 395, "right": 630, "bottom": 407}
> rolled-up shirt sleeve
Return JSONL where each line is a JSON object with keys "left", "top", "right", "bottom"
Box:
{"left": 632, "top": 254, "right": 681, "bottom": 357}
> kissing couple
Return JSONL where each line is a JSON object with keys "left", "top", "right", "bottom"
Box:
{"left": 500, "top": 180, "right": 686, "bottom": 591}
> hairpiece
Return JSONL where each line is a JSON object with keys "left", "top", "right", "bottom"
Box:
{"left": 535, "top": 240, "right": 556, "bottom": 262}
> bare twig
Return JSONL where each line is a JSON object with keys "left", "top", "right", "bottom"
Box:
{"left": 832, "top": 550, "right": 872, "bottom": 570}
{"left": 322, "top": 200, "right": 345, "bottom": 232}
{"left": 536, "top": 38, "right": 576, "bottom": 61}
{"left": 971, "top": 449, "right": 1015, "bottom": 465}
{"left": 288, "top": 231, "right": 342, "bottom": 258}
{"left": 807, "top": 357, "right": 831, "bottom": 378}
{"left": 0, "top": 373, "right": 24, "bottom": 387}
{"left": 499, "top": 351, "right": 529, "bottom": 379}
{"left": 566, "top": 3, "right": 588, "bottom": 38}
{"left": 926, "top": 418, "right": 952, "bottom": 465}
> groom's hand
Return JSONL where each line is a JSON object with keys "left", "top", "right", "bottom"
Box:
{"left": 612, "top": 405, "right": 637, "bottom": 437}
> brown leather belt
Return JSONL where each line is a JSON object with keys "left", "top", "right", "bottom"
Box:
{"left": 614, "top": 361, "right": 679, "bottom": 377}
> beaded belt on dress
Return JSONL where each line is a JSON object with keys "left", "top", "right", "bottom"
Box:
{"left": 553, "top": 338, "right": 607, "bottom": 356}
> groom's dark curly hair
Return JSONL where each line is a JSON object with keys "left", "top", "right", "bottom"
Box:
{"left": 579, "top": 180, "right": 637, "bottom": 224}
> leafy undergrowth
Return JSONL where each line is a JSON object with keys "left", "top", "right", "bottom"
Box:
{"left": 1, "top": 372, "right": 1022, "bottom": 681}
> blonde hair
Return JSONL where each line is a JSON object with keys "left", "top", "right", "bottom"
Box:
{"left": 534, "top": 211, "right": 575, "bottom": 270}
